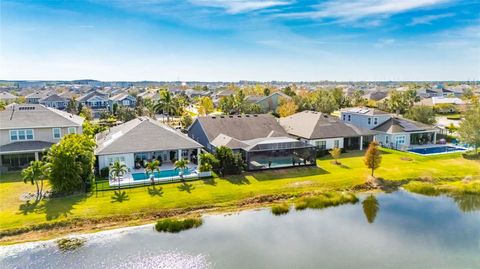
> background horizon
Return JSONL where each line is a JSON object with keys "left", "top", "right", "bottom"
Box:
{"left": 1, "top": 0, "right": 479, "bottom": 81}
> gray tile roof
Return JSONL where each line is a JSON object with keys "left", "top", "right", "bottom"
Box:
{"left": 0, "top": 104, "right": 84, "bottom": 129}
{"left": 0, "top": 141, "right": 54, "bottom": 153}
{"left": 39, "top": 93, "right": 67, "bottom": 102}
{"left": 279, "top": 111, "right": 375, "bottom": 139}
{"left": 373, "top": 117, "right": 435, "bottom": 133}
{"left": 95, "top": 117, "right": 202, "bottom": 155}
{"left": 78, "top": 91, "right": 108, "bottom": 102}
{"left": 194, "top": 114, "right": 288, "bottom": 143}
{"left": 109, "top": 93, "right": 134, "bottom": 101}
{"left": 0, "top": 92, "right": 17, "bottom": 100}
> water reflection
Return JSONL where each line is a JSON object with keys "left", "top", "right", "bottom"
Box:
{"left": 362, "top": 194, "right": 379, "bottom": 223}
{"left": 451, "top": 194, "right": 480, "bottom": 213}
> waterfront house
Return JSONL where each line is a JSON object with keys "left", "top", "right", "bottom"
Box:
{"left": 95, "top": 117, "right": 203, "bottom": 171}
{"left": 0, "top": 104, "right": 84, "bottom": 171}
{"left": 340, "top": 107, "right": 438, "bottom": 150}
{"left": 279, "top": 111, "right": 375, "bottom": 151}
{"left": 188, "top": 114, "right": 316, "bottom": 170}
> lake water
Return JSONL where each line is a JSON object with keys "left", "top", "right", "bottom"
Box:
{"left": 1, "top": 191, "right": 479, "bottom": 269}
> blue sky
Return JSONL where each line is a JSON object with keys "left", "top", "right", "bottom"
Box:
{"left": 1, "top": 0, "right": 479, "bottom": 81}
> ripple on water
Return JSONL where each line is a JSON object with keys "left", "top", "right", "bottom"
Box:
{"left": 116, "top": 251, "right": 212, "bottom": 269}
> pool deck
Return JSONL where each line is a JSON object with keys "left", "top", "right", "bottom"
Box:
{"left": 406, "top": 144, "right": 468, "bottom": 156}
{"left": 109, "top": 163, "right": 201, "bottom": 187}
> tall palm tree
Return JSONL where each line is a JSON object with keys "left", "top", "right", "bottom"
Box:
{"left": 22, "top": 160, "right": 47, "bottom": 201}
{"left": 145, "top": 160, "right": 160, "bottom": 185}
{"left": 174, "top": 159, "right": 189, "bottom": 181}
{"left": 154, "top": 90, "right": 177, "bottom": 123}
{"left": 110, "top": 161, "right": 128, "bottom": 190}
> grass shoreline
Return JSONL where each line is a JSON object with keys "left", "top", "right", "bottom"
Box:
{"left": 1, "top": 176, "right": 478, "bottom": 245}
{"left": 1, "top": 149, "right": 479, "bottom": 245}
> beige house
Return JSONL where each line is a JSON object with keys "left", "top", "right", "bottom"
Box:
{"left": 0, "top": 104, "right": 84, "bottom": 171}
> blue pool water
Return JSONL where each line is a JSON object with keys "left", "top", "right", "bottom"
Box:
{"left": 132, "top": 168, "right": 191, "bottom": 181}
{"left": 408, "top": 146, "right": 467, "bottom": 155}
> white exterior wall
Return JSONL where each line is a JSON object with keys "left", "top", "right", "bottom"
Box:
{"left": 301, "top": 137, "right": 344, "bottom": 150}
{"left": 376, "top": 133, "right": 411, "bottom": 147}
{"left": 98, "top": 153, "right": 135, "bottom": 170}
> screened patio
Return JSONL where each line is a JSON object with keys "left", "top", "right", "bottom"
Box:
{"left": 244, "top": 139, "right": 316, "bottom": 171}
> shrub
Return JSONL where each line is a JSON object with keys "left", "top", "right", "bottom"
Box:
{"left": 403, "top": 181, "right": 440, "bottom": 196}
{"left": 295, "top": 192, "right": 358, "bottom": 210}
{"left": 99, "top": 167, "right": 109, "bottom": 178}
{"left": 155, "top": 218, "right": 203, "bottom": 233}
{"left": 271, "top": 203, "right": 290, "bottom": 215}
{"left": 56, "top": 237, "right": 86, "bottom": 251}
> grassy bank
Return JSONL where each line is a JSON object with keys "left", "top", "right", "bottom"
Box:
{"left": 1, "top": 148, "right": 479, "bottom": 244}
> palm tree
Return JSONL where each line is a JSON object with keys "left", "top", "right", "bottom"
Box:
{"left": 109, "top": 161, "right": 128, "bottom": 190}
{"left": 21, "top": 160, "right": 47, "bottom": 201}
{"left": 145, "top": 160, "right": 160, "bottom": 185}
{"left": 174, "top": 159, "right": 189, "bottom": 182}
{"left": 154, "top": 90, "right": 177, "bottom": 123}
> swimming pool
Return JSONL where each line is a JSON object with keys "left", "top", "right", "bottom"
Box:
{"left": 408, "top": 146, "right": 467, "bottom": 155}
{"left": 132, "top": 168, "right": 191, "bottom": 181}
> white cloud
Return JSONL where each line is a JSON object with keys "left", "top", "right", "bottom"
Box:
{"left": 279, "top": 0, "right": 453, "bottom": 21}
{"left": 409, "top": 13, "right": 455, "bottom": 25}
{"left": 189, "top": 0, "right": 292, "bottom": 14}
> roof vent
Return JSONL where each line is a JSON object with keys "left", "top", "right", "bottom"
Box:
{"left": 237, "top": 115, "right": 241, "bottom": 118}
{"left": 253, "top": 115, "right": 258, "bottom": 117}
{"left": 211, "top": 116, "right": 216, "bottom": 119}
{"left": 18, "top": 106, "right": 36, "bottom": 111}
{"left": 323, "top": 115, "right": 328, "bottom": 118}
{"left": 246, "top": 115, "right": 250, "bottom": 117}
{"left": 229, "top": 115, "right": 233, "bottom": 118}
{"left": 220, "top": 116, "right": 225, "bottom": 118}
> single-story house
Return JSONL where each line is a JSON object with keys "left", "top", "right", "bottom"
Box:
{"left": 188, "top": 114, "right": 316, "bottom": 171}
{"left": 39, "top": 93, "right": 68, "bottom": 110}
{"left": 95, "top": 117, "right": 203, "bottom": 171}
{"left": 279, "top": 111, "right": 376, "bottom": 151}
{"left": 373, "top": 117, "right": 438, "bottom": 150}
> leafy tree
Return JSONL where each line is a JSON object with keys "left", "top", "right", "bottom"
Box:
{"left": 198, "top": 152, "right": 219, "bottom": 172}
{"left": 17, "top": 96, "right": 26, "bottom": 104}
{"left": 350, "top": 90, "right": 367, "bottom": 107}
{"left": 77, "top": 102, "right": 83, "bottom": 115}
{"left": 331, "top": 88, "right": 350, "bottom": 108}
{"left": 313, "top": 89, "right": 338, "bottom": 114}
{"left": 245, "top": 103, "right": 263, "bottom": 114}
{"left": 263, "top": 87, "right": 271, "bottom": 96}
{"left": 46, "top": 134, "right": 96, "bottom": 193}
{"left": 213, "top": 146, "right": 244, "bottom": 176}
{"left": 329, "top": 147, "right": 341, "bottom": 165}
{"left": 278, "top": 100, "right": 298, "bottom": 117}
{"left": 112, "top": 103, "right": 119, "bottom": 115}
{"left": 66, "top": 97, "right": 77, "bottom": 114}
{"left": 405, "top": 105, "right": 436, "bottom": 125}
{"left": 446, "top": 123, "right": 458, "bottom": 135}
{"left": 385, "top": 89, "right": 419, "bottom": 114}
{"left": 362, "top": 195, "right": 379, "bottom": 224}
{"left": 79, "top": 106, "right": 93, "bottom": 121}
{"left": 462, "top": 88, "right": 474, "bottom": 101}
{"left": 282, "top": 86, "right": 296, "bottom": 97}
{"left": 364, "top": 141, "right": 382, "bottom": 177}
{"left": 180, "top": 113, "right": 193, "bottom": 129}
{"left": 82, "top": 120, "right": 106, "bottom": 138}
{"left": 197, "top": 96, "right": 214, "bottom": 116}
{"left": 458, "top": 103, "right": 480, "bottom": 154}
{"left": 135, "top": 96, "right": 145, "bottom": 116}
{"left": 116, "top": 106, "right": 136, "bottom": 122}
{"left": 22, "top": 160, "right": 48, "bottom": 201}
{"left": 0, "top": 101, "right": 5, "bottom": 111}
{"left": 110, "top": 161, "right": 128, "bottom": 189}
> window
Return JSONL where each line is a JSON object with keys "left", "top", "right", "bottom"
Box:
{"left": 334, "top": 140, "right": 340, "bottom": 148}
{"left": 10, "top": 130, "right": 17, "bottom": 141}
{"left": 374, "top": 117, "right": 378, "bottom": 125}
{"left": 68, "top": 127, "right": 76, "bottom": 134}
{"left": 368, "top": 118, "right": 371, "bottom": 125}
{"left": 347, "top": 115, "right": 351, "bottom": 121}
{"left": 385, "top": 136, "right": 389, "bottom": 144}
{"left": 395, "top": 136, "right": 406, "bottom": 145}
{"left": 108, "top": 156, "right": 125, "bottom": 165}
{"left": 53, "top": 128, "right": 61, "bottom": 139}
{"left": 342, "top": 115, "right": 346, "bottom": 121}
{"left": 315, "top": 140, "right": 327, "bottom": 150}
{"left": 9, "top": 129, "right": 34, "bottom": 141}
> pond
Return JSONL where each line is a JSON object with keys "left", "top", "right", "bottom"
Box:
{"left": 1, "top": 191, "right": 479, "bottom": 269}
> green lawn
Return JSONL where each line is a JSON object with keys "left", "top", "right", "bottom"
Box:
{"left": 1, "top": 148, "right": 479, "bottom": 231}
